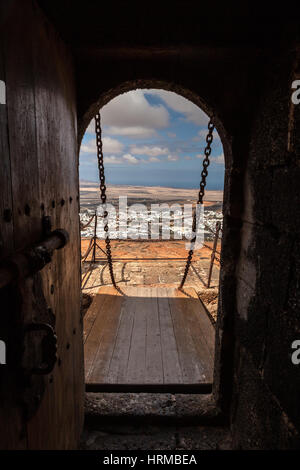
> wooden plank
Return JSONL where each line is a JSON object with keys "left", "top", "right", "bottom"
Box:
{"left": 193, "top": 292, "right": 216, "bottom": 354}
{"left": 168, "top": 287, "right": 205, "bottom": 383}
{"left": 0, "top": 47, "right": 14, "bottom": 260}
{"left": 26, "top": 4, "right": 83, "bottom": 449}
{"left": 84, "top": 286, "right": 214, "bottom": 387}
{"left": 4, "top": 3, "right": 41, "bottom": 251}
{"left": 1, "top": 2, "right": 85, "bottom": 449}
{"left": 88, "top": 294, "right": 123, "bottom": 383}
{"left": 84, "top": 293, "right": 117, "bottom": 381}
{"left": 174, "top": 288, "right": 214, "bottom": 382}
{"left": 145, "top": 287, "right": 163, "bottom": 383}
{"left": 0, "top": 4, "right": 34, "bottom": 450}
{"left": 106, "top": 293, "right": 135, "bottom": 383}
{"left": 157, "top": 287, "right": 183, "bottom": 384}
{"left": 126, "top": 288, "right": 147, "bottom": 383}
{"left": 84, "top": 294, "right": 110, "bottom": 343}
{"left": 177, "top": 287, "right": 215, "bottom": 355}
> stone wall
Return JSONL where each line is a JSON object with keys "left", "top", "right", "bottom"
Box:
{"left": 74, "top": 44, "right": 300, "bottom": 448}
{"left": 231, "top": 50, "right": 300, "bottom": 449}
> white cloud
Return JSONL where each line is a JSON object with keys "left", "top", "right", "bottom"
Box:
{"left": 167, "top": 155, "right": 179, "bottom": 162}
{"left": 104, "top": 126, "right": 156, "bottom": 138}
{"left": 104, "top": 156, "right": 123, "bottom": 164}
{"left": 85, "top": 90, "right": 170, "bottom": 138}
{"left": 103, "top": 154, "right": 140, "bottom": 165}
{"left": 81, "top": 136, "right": 124, "bottom": 154}
{"left": 123, "top": 153, "right": 139, "bottom": 165}
{"left": 196, "top": 152, "right": 224, "bottom": 164}
{"left": 85, "top": 90, "right": 211, "bottom": 141}
{"left": 211, "top": 153, "right": 224, "bottom": 164}
{"left": 148, "top": 156, "right": 160, "bottom": 162}
{"left": 197, "top": 129, "right": 209, "bottom": 139}
{"left": 194, "top": 128, "right": 221, "bottom": 143}
{"left": 146, "top": 89, "right": 209, "bottom": 125}
{"left": 103, "top": 137, "right": 124, "bottom": 154}
{"left": 80, "top": 139, "right": 95, "bottom": 154}
{"left": 86, "top": 120, "right": 95, "bottom": 134}
{"left": 97, "top": 90, "right": 169, "bottom": 137}
{"left": 130, "top": 145, "right": 169, "bottom": 157}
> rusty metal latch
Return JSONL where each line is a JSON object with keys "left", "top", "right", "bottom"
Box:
{"left": 0, "top": 219, "right": 69, "bottom": 420}
{"left": 0, "top": 228, "right": 69, "bottom": 290}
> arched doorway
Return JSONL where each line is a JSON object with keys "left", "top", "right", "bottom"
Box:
{"left": 78, "top": 85, "right": 228, "bottom": 400}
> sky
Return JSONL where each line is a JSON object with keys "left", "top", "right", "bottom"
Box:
{"left": 79, "top": 89, "right": 224, "bottom": 190}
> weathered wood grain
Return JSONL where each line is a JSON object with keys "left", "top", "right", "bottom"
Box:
{"left": 0, "top": 1, "right": 84, "bottom": 449}
{"left": 174, "top": 288, "right": 214, "bottom": 382}
{"left": 85, "top": 286, "right": 214, "bottom": 388}
{"left": 0, "top": 25, "right": 26, "bottom": 452}
{"left": 4, "top": 3, "right": 41, "bottom": 251}
{"left": 88, "top": 295, "right": 123, "bottom": 383}
{"left": 0, "top": 48, "right": 13, "bottom": 260}
{"left": 157, "top": 288, "right": 183, "bottom": 383}
{"left": 168, "top": 288, "right": 204, "bottom": 383}
{"left": 106, "top": 294, "right": 135, "bottom": 383}
{"left": 144, "top": 287, "right": 163, "bottom": 383}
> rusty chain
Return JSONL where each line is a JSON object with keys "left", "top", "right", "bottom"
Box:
{"left": 80, "top": 212, "right": 95, "bottom": 230}
{"left": 95, "top": 112, "right": 119, "bottom": 290}
{"left": 179, "top": 119, "right": 215, "bottom": 289}
{"left": 203, "top": 243, "right": 221, "bottom": 256}
{"left": 94, "top": 112, "right": 214, "bottom": 291}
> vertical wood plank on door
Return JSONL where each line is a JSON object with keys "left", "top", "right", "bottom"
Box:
{"left": 2, "top": 2, "right": 41, "bottom": 449}
{"left": 29, "top": 9, "right": 63, "bottom": 448}
{"left": 0, "top": 37, "right": 26, "bottom": 451}
{"left": 4, "top": 3, "right": 41, "bottom": 250}
{"left": 25, "top": 4, "right": 83, "bottom": 449}
{"left": 1, "top": 2, "right": 84, "bottom": 449}
{"left": 0, "top": 49, "right": 13, "bottom": 259}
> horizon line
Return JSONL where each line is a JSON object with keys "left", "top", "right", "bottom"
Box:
{"left": 79, "top": 180, "right": 223, "bottom": 191}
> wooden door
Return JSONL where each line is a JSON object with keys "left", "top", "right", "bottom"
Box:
{"left": 0, "top": 1, "right": 84, "bottom": 449}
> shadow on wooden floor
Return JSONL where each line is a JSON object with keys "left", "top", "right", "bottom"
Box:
{"left": 84, "top": 286, "right": 215, "bottom": 393}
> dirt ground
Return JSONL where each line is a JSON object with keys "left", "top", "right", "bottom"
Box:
{"left": 80, "top": 182, "right": 223, "bottom": 205}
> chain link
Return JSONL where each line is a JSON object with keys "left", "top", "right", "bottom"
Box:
{"left": 95, "top": 112, "right": 119, "bottom": 290}
{"left": 179, "top": 119, "right": 215, "bottom": 289}
{"left": 95, "top": 112, "right": 214, "bottom": 291}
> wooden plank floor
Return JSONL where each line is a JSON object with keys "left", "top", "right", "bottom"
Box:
{"left": 84, "top": 286, "right": 215, "bottom": 389}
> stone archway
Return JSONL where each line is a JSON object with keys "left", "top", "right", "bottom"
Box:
{"left": 78, "top": 81, "right": 236, "bottom": 414}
